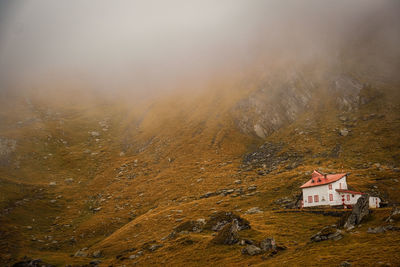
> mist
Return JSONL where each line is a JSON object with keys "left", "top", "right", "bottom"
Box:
{"left": 0, "top": 0, "right": 399, "bottom": 99}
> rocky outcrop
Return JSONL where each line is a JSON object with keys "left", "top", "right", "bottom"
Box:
{"left": 233, "top": 72, "right": 313, "bottom": 139}
{"left": 311, "top": 225, "right": 343, "bottom": 242}
{"left": 344, "top": 194, "right": 370, "bottom": 229}
{"left": 204, "top": 211, "right": 250, "bottom": 231}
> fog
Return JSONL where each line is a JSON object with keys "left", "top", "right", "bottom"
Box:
{"left": 0, "top": 0, "right": 399, "bottom": 98}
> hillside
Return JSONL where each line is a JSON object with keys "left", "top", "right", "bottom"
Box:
{"left": 0, "top": 64, "right": 399, "bottom": 267}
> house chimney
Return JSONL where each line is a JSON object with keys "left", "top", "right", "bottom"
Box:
{"left": 324, "top": 174, "right": 327, "bottom": 179}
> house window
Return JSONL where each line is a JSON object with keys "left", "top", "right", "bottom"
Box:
{"left": 314, "top": 195, "right": 319, "bottom": 202}
{"left": 352, "top": 194, "right": 354, "bottom": 198}
{"left": 329, "top": 184, "right": 332, "bottom": 190}
{"left": 308, "top": 196, "right": 313, "bottom": 203}
{"left": 329, "top": 194, "right": 333, "bottom": 201}
{"left": 347, "top": 195, "right": 350, "bottom": 201}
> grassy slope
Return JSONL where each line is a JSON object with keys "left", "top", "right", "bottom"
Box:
{"left": 0, "top": 78, "right": 399, "bottom": 266}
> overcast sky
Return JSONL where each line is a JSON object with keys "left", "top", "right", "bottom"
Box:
{"left": 0, "top": 0, "right": 399, "bottom": 95}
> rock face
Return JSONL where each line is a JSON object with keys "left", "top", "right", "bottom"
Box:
{"left": 344, "top": 194, "right": 370, "bottom": 229}
{"left": 233, "top": 71, "right": 313, "bottom": 139}
{"left": 211, "top": 219, "right": 240, "bottom": 245}
{"left": 311, "top": 225, "right": 343, "bottom": 242}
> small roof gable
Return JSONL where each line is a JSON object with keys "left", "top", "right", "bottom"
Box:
{"left": 300, "top": 170, "right": 346, "bottom": 189}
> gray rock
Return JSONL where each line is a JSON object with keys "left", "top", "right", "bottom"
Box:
{"left": 49, "top": 181, "right": 57, "bottom": 186}
{"left": 241, "top": 245, "right": 262, "bottom": 256}
{"left": 259, "top": 237, "right": 276, "bottom": 251}
{"left": 247, "top": 185, "right": 257, "bottom": 191}
{"left": 200, "top": 191, "right": 216, "bottom": 199}
{"left": 148, "top": 244, "right": 163, "bottom": 252}
{"left": 344, "top": 194, "right": 370, "bottom": 229}
{"left": 92, "top": 250, "right": 102, "bottom": 258}
{"left": 311, "top": 225, "right": 343, "bottom": 242}
{"left": 74, "top": 248, "right": 88, "bottom": 257}
{"left": 245, "top": 207, "right": 262, "bottom": 214}
{"left": 211, "top": 219, "right": 240, "bottom": 245}
{"left": 340, "top": 261, "right": 352, "bottom": 267}
{"left": 367, "top": 226, "right": 385, "bottom": 234}
{"left": 339, "top": 128, "right": 349, "bottom": 136}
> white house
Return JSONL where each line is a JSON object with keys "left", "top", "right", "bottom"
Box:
{"left": 300, "top": 170, "right": 381, "bottom": 208}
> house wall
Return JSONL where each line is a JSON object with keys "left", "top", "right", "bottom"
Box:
{"left": 369, "top": 196, "right": 381, "bottom": 208}
{"left": 302, "top": 176, "right": 348, "bottom": 207}
{"left": 339, "top": 192, "right": 363, "bottom": 206}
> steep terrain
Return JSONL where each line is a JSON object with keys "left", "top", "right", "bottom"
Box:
{"left": 0, "top": 64, "right": 400, "bottom": 266}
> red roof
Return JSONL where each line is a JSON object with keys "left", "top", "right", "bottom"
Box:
{"left": 336, "top": 189, "right": 366, "bottom": 195}
{"left": 300, "top": 170, "right": 346, "bottom": 188}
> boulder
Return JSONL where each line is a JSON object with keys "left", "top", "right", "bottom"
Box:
{"left": 344, "top": 194, "right": 370, "bottom": 229}
{"left": 211, "top": 219, "right": 239, "bottom": 245}
{"left": 311, "top": 225, "right": 343, "bottom": 242}
{"left": 259, "top": 237, "right": 276, "bottom": 251}
{"left": 241, "top": 245, "right": 262, "bottom": 256}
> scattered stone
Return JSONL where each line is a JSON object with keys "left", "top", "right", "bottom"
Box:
{"left": 64, "top": 178, "right": 74, "bottom": 184}
{"left": 74, "top": 248, "right": 88, "bottom": 257}
{"left": 234, "top": 180, "right": 242, "bottom": 184}
{"left": 26, "top": 226, "right": 33, "bottom": 230}
{"left": 247, "top": 185, "right": 257, "bottom": 191}
{"left": 245, "top": 207, "right": 262, "bottom": 214}
{"left": 200, "top": 191, "right": 216, "bottom": 199}
{"left": 148, "top": 244, "right": 163, "bottom": 252}
{"left": 311, "top": 225, "right": 343, "bottom": 242}
{"left": 49, "top": 200, "right": 57, "bottom": 203}
{"left": 241, "top": 245, "right": 262, "bottom": 256}
{"left": 339, "top": 128, "right": 349, "bottom": 136}
{"left": 49, "top": 182, "right": 57, "bottom": 186}
{"left": 92, "top": 250, "right": 102, "bottom": 258}
{"left": 340, "top": 261, "right": 352, "bottom": 267}
{"left": 344, "top": 194, "right": 369, "bottom": 229}
{"left": 90, "top": 131, "right": 100, "bottom": 137}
